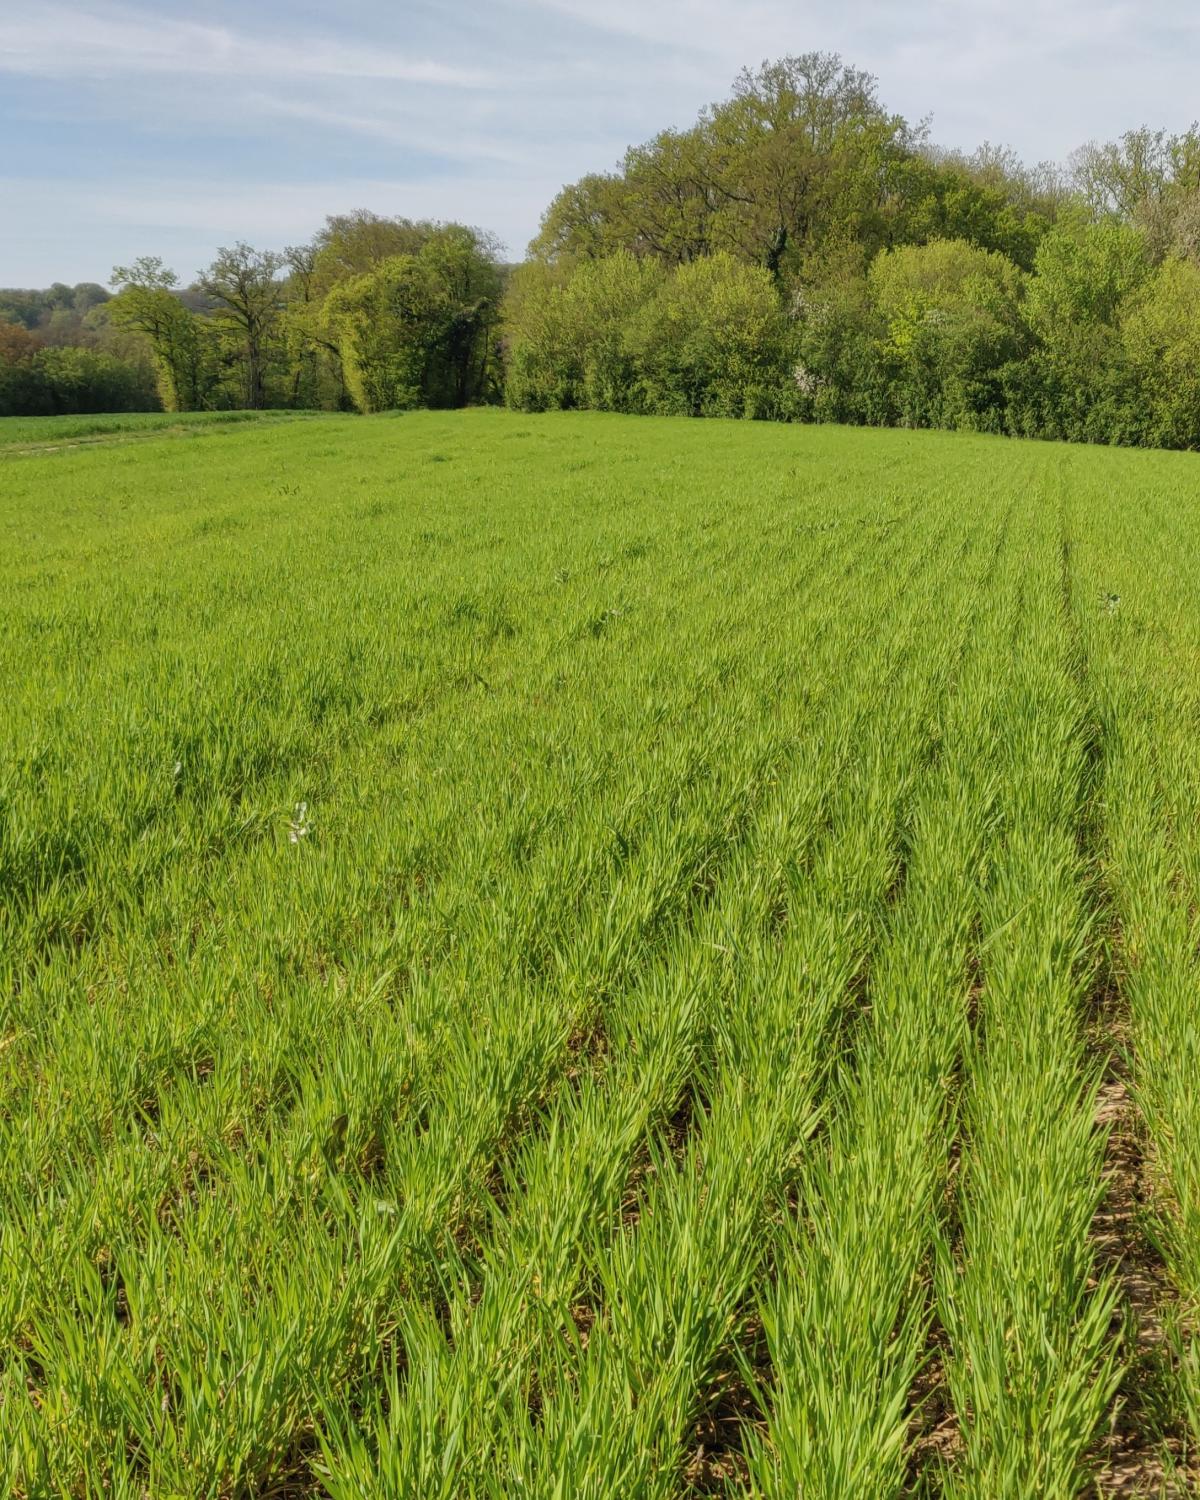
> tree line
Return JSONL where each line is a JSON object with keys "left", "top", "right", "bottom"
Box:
{"left": 0, "top": 218, "right": 504, "bottom": 420}
{"left": 3, "top": 53, "right": 1200, "bottom": 449}
{"left": 507, "top": 56, "right": 1200, "bottom": 448}
{"left": 0, "top": 282, "right": 160, "bottom": 417}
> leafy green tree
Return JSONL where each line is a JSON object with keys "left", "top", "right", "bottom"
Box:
{"left": 33, "top": 346, "right": 157, "bottom": 414}
{"left": 889, "top": 154, "right": 1057, "bottom": 270}
{"left": 283, "top": 216, "right": 503, "bottom": 412}
{"left": 0, "top": 318, "right": 157, "bottom": 416}
{"left": 1071, "top": 126, "right": 1200, "bottom": 259}
{"left": 324, "top": 259, "right": 439, "bottom": 412}
{"left": 529, "top": 173, "right": 632, "bottom": 263}
{"left": 281, "top": 243, "right": 347, "bottom": 410}
{"left": 1122, "top": 256, "right": 1200, "bottom": 448}
{"left": 789, "top": 268, "right": 890, "bottom": 425}
{"left": 610, "top": 130, "right": 717, "bottom": 265}
{"left": 505, "top": 251, "right": 789, "bottom": 419}
{"left": 415, "top": 229, "right": 505, "bottom": 406}
{"left": 309, "top": 211, "right": 452, "bottom": 295}
{"left": 1029, "top": 217, "right": 1149, "bottom": 330}
{"left": 626, "top": 253, "right": 791, "bottom": 418}
{"left": 0, "top": 361, "right": 49, "bottom": 417}
{"left": 72, "top": 283, "right": 110, "bottom": 315}
{"left": 199, "top": 244, "right": 286, "bottom": 409}
{"left": 573, "top": 253, "right": 663, "bottom": 410}
{"left": 500, "top": 260, "right": 573, "bottom": 411}
{"left": 109, "top": 258, "right": 216, "bottom": 412}
{"left": 533, "top": 54, "right": 926, "bottom": 283}
{"left": 0, "top": 291, "right": 46, "bottom": 330}
{"left": 0, "top": 318, "right": 49, "bottom": 415}
{"left": 323, "top": 228, "right": 502, "bottom": 413}
{"left": 504, "top": 252, "right": 663, "bottom": 412}
{"left": 868, "top": 239, "right": 1027, "bottom": 430}
{"left": 1169, "top": 191, "right": 1200, "bottom": 262}
{"left": 703, "top": 54, "right": 915, "bottom": 278}
{"left": 870, "top": 237, "right": 1025, "bottom": 319}
{"left": 1015, "top": 217, "right": 1149, "bottom": 441}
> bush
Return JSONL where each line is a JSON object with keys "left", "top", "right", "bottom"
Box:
{"left": 0, "top": 337, "right": 158, "bottom": 417}
{"left": 625, "top": 254, "right": 792, "bottom": 419}
{"left": 1018, "top": 219, "right": 1149, "bottom": 442}
{"left": 498, "top": 211, "right": 1194, "bottom": 452}
{"left": 34, "top": 346, "right": 159, "bottom": 415}
{"left": 867, "top": 239, "right": 1027, "bottom": 431}
{"left": 324, "top": 229, "right": 502, "bottom": 414}
{"left": 1122, "top": 257, "right": 1200, "bottom": 449}
{"left": 789, "top": 275, "right": 891, "bottom": 426}
{"left": 504, "top": 251, "right": 662, "bottom": 413}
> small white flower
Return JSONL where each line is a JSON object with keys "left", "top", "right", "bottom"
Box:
{"left": 793, "top": 363, "right": 822, "bottom": 395}
{"left": 288, "top": 801, "right": 311, "bottom": 843}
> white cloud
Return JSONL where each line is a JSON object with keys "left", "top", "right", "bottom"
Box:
{"left": 248, "top": 96, "right": 536, "bottom": 168}
{"left": 521, "top": 0, "right": 1200, "bottom": 160}
{"left": 521, "top": 0, "right": 1161, "bottom": 61}
{"left": 0, "top": 3, "right": 492, "bottom": 86}
{"left": 4, "top": 0, "right": 1200, "bottom": 284}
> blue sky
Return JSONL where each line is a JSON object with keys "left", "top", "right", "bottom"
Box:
{"left": 1, "top": 0, "right": 1197, "bottom": 286}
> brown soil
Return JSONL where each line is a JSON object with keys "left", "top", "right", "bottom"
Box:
{"left": 1091, "top": 1075, "right": 1188, "bottom": 1497}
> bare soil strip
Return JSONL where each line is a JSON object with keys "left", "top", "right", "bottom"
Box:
{"left": 1089, "top": 993, "right": 1189, "bottom": 1495}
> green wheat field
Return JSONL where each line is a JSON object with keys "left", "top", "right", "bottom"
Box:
{"left": 2, "top": 409, "right": 1199, "bottom": 1497}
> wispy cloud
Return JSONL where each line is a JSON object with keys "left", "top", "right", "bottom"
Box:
{"left": 520, "top": 0, "right": 1155, "bottom": 61}
{"left": 3, "top": 0, "right": 1199, "bottom": 285}
{"left": 250, "top": 96, "right": 535, "bottom": 168}
{"left": 0, "top": 3, "right": 493, "bottom": 86}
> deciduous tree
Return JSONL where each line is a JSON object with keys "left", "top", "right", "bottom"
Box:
{"left": 109, "top": 258, "right": 214, "bottom": 412}
{"left": 199, "top": 244, "right": 286, "bottom": 409}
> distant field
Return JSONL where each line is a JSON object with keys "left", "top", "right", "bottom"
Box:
{"left": 2, "top": 408, "right": 1199, "bottom": 1495}
{"left": 0, "top": 407, "right": 327, "bottom": 448}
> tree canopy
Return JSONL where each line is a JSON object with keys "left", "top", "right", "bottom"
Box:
{"left": 4, "top": 56, "right": 1200, "bottom": 447}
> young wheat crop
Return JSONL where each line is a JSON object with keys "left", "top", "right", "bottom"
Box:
{"left": 1, "top": 408, "right": 1197, "bottom": 1495}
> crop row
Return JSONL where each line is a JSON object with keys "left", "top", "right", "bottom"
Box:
{"left": 3, "top": 411, "right": 1198, "bottom": 1493}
